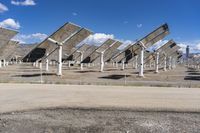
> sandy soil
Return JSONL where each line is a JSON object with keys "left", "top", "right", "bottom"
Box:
{"left": 0, "top": 63, "right": 200, "bottom": 87}
{"left": 1, "top": 84, "right": 200, "bottom": 113}
{"left": 0, "top": 64, "right": 200, "bottom": 132}
{"left": 1, "top": 108, "right": 200, "bottom": 133}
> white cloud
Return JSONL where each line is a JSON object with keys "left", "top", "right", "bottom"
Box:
{"left": 0, "top": 2, "right": 8, "bottom": 13}
{"left": 79, "top": 34, "right": 200, "bottom": 54}
{"left": 118, "top": 40, "right": 133, "bottom": 50}
{"left": 137, "top": 24, "right": 143, "bottom": 28}
{"left": 146, "top": 40, "right": 189, "bottom": 53}
{"left": 72, "top": 12, "right": 78, "bottom": 16}
{"left": 195, "top": 43, "right": 200, "bottom": 51}
{"left": 123, "top": 21, "right": 128, "bottom": 24}
{"left": 11, "top": 0, "right": 36, "bottom": 6}
{"left": 174, "top": 40, "right": 200, "bottom": 53}
{"left": 77, "top": 33, "right": 135, "bottom": 52}
{"left": 77, "top": 33, "right": 134, "bottom": 51}
{"left": 13, "top": 37, "right": 26, "bottom": 44}
{"left": 0, "top": 18, "right": 20, "bottom": 30}
{"left": 176, "top": 40, "right": 200, "bottom": 53}
{"left": 13, "top": 33, "right": 48, "bottom": 44}
{"left": 153, "top": 40, "right": 169, "bottom": 51}
{"left": 31, "top": 33, "right": 48, "bottom": 40}
{"left": 81, "top": 33, "right": 115, "bottom": 46}
{"left": 178, "top": 43, "right": 187, "bottom": 53}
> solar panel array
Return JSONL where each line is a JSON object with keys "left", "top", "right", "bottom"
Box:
{"left": 144, "top": 40, "right": 176, "bottom": 65}
{"left": 0, "top": 22, "right": 184, "bottom": 76}
{"left": 65, "top": 44, "right": 91, "bottom": 61}
{"left": 0, "top": 27, "right": 18, "bottom": 60}
{"left": 0, "top": 41, "right": 19, "bottom": 59}
{"left": 93, "top": 41, "right": 122, "bottom": 64}
{"left": 112, "top": 24, "right": 169, "bottom": 63}
{"left": 0, "top": 27, "right": 18, "bottom": 42}
{"left": 23, "top": 22, "right": 92, "bottom": 62}
{"left": 81, "top": 39, "right": 116, "bottom": 63}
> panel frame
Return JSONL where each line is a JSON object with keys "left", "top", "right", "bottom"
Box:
{"left": 112, "top": 23, "right": 169, "bottom": 63}
{"left": 81, "top": 39, "right": 116, "bottom": 63}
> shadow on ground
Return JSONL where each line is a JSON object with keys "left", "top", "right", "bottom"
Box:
{"left": 188, "top": 72, "right": 200, "bottom": 75}
{"left": 12, "top": 73, "right": 56, "bottom": 77}
{"left": 185, "top": 68, "right": 200, "bottom": 80}
{"left": 75, "top": 70, "right": 98, "bottom": 73}
{"left": 99, "top": 74, "right": 131, "bottom": 80}
{"left": 184, "top": 76, "right": 200, "bottom": 81}
{"left": 19, "top": 67, "right": 39, "bottom": 70}
{"left": 132, "top": 69, "right": 155, "bottom": 74}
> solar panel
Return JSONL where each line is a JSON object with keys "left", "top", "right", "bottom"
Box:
{"left": 75, "top": 45, "right": 98, "bottom": 62}
{"left": 0, "top": 27, "right": 18, "bottom": 50}
{"left": 127, "top": 50, "right": 152, "bottom": 64}
{"left": 142, "top": 24, "right": 169, "bottom": 48}
{"left": 143, "top": 53, "right": 154, "bottom": 65}
{"left": 0, "top": 41, "right": 19, "bottom": 60}
{"left": 64, "top": 44, "right": 91, "bottom": 61}
{"left": 159, "top": 42, "right": 180, "bottom": 64}
{"left": 144, "top": 40, "right": 175, "bottom": 64}
{"left": 23, "top": 22, "right": 92, "bottom": 62}
{"left": 104, "top": 41, "right": 122, "bottom": 62}
{"left": 163, "top": 45, "right": 180, "bottom": 57}
{"left": 111, "top": 44, "right": 133, "bottom": 63}
{"left": 158, "top": 40, "right": 177, "bottom": 54}
{"left": 159, "top": 45, "right": 181, "bottom": 65}
{"left": 0, "top": 40, "right": 8, "bottom": 49}
{"left": 40, "top": 22, "right": 81, "bottom": 49}
{"left": 93, "top": 41, "right": 122, "bottom": 63}
{"left": 171, "top": 51, "right": 182, "bottom": 58}
{"left": 81, "top": 39, "right": 116, "bottom": 63}
{"left": 62, "top": 28, "right": 92, "bottom": 55}
{"left": 0, "top": 27, "right": 18, "bottom": 41}
{"left": 112, "top": 24, "right": 169, "bottom": 63}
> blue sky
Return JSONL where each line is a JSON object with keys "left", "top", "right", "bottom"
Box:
{"left": 0, "top": 0, "right": 200, "bottom": 52}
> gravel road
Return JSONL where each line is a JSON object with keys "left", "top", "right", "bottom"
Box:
{"left": 1, "top": 108, "right": 200, "bottom": 133}
{"left": 1, "top": 84, "right": 200, "bottom": 132}
{"left": 1, "top": 84, "right": 200, "bottom": 113}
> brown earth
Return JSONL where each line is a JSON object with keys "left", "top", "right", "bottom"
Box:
{"left": 1, "top": 108, "right": 200, "bottom": 133}
{"left": 0, "top": 63, "right": 199, "bottom": 87}
{"left": 0, "top": 64, "right": 200, "bottom": 132}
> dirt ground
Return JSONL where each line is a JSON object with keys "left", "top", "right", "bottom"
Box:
{"left": 0, "top": 84, "right": 200, "bottom": 132}
{"left": 0, "top": 63, "right": 200, "bottom": 87}
{"left": 1, "top": 64, "right": 200, "bottom": 132}
{"left": 1, "top": 108, "right": 200, "bottom": 133}
{"left": 1, "top": 84, "right": 200, "bottom": 113}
